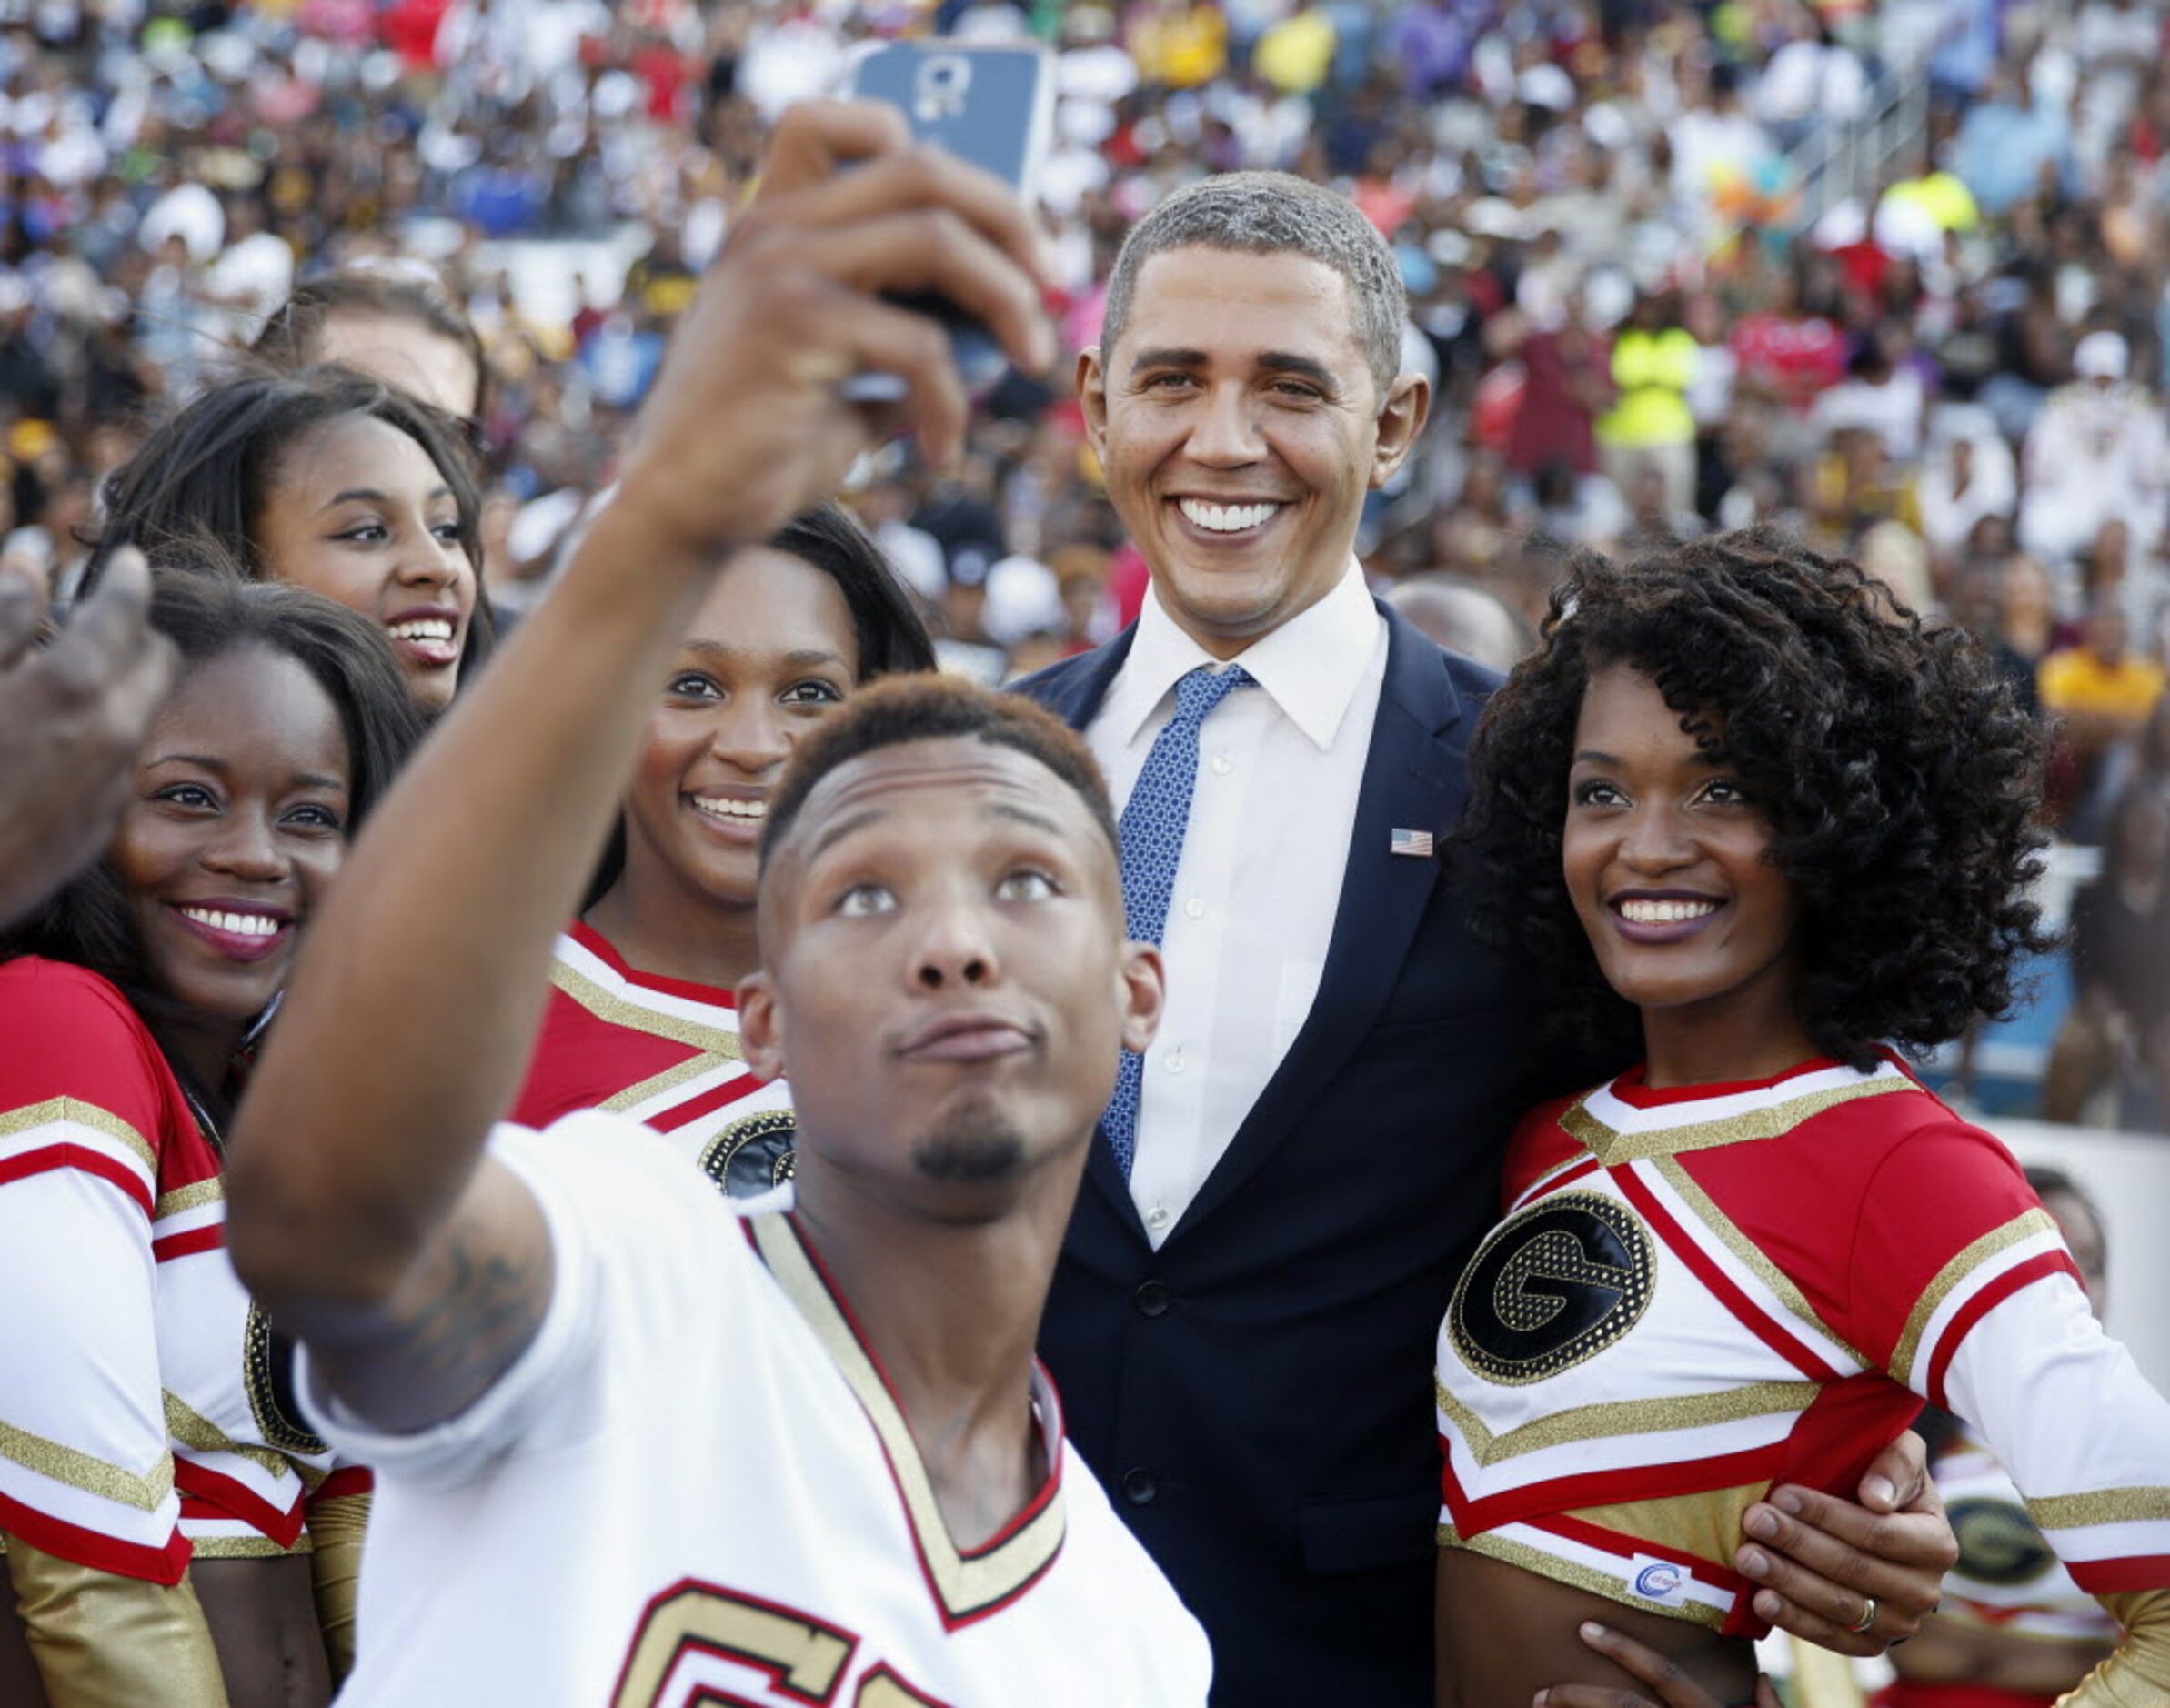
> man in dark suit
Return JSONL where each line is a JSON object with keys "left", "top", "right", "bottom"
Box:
{"left": 1013, "top": 174, "right": 1955, "bottom": 1705}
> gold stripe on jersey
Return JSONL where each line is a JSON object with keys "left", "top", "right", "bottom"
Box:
{"left": 749, "top": 1213, "right": 1065, "bottom": 1622}
{"left": 0, "top": 1097, "right": 158, "bottom": 1173}
{"left": 1649, "top": 1157, "right": 1869, "bottom": 1369}
{"left": 153, "top": 1178, "right": 223, "bottom": 1220}
{"left": 1436, "top": 1374, "right": 1819, "bottom": 1467}
{"left": 1442, "top": 1521, "right": 1730, "bottom": 1631}
{"left": 1564, "top": 1483, "right": 1765, "bottom": 1573}
{"left": 2027, "top": 1487, "right": 2170, "bottom": 1530}
{"left": 598, "top": 1050, "right": 738, "bottom": 1118}
{"left": 1562, "top": 1076, "right": 1913, "bottom": 1165}
{"left": 548, "top": 959, "right": 741, "bottom": 1059}
{"left": 186, "top": 1532, "right": 313, "bottom": 1558}
{"left": 163, "top": 1391, "right": 295, "bottom": 1483}
{"left": 1891, "top": 1209, "right": 2055, "bottom": 1390}
{"left": 0, "top": 1415, "right": 174, "bottom": 1510}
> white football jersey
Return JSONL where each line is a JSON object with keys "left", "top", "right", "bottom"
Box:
{"left": 303, "top": 1117, "right": 1211, "bottom": 1706}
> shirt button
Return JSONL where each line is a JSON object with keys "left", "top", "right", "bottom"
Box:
{"left": 1210, "top": 752, "right": 1233, "bottom": 776}
{"left": 1146, "top": 1203, "right": 1171, "bottom": 1231}
{"left": 1183, "top": 896, "right": 1204, "bottom": 919}
{"left": 1134, "top": 1280, "right": 1170, "bottom": 1318}
{"left": 1122, "top": 1467, "right": 1158, "bottom": 1505}
{"left": 1165, "top": 1047, "right": 1186, "bottom": 1074}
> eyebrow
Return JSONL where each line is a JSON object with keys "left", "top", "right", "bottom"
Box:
{"left": 682, "top": 642, "right": 849, "bottom": 670}
{"left": 317, "top": 486, "right": 455, "bottom": 513}
{"left": 802, "top": 799, "right": 1067, "bottom": 863}
{"left": 146, "top": 756, "right": 347, "bottom": 792}
{"left": 1572, "top": 748, "right": 1727, "bottom": 768}
{"left": 1128, "top": 346, "right": 1341, "bottom": 397}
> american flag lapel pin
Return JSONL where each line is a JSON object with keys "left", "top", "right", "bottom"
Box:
{"left": 1391, "top": 827, "right": 1435, "bottom": 859}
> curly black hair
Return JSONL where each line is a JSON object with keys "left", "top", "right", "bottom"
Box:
{"left": 1457, "top": 528, "right": 2055, "bottom": 1071}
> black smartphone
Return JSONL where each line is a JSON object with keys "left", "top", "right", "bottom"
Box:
{"left": 842, "top": 41, "right": 1055, "bottom": 400}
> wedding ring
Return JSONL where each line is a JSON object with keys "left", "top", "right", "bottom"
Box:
{"left": 1849, "top": 1595, "right": 1878, "bottom": 1634}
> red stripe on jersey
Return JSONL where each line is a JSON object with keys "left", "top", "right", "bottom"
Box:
{"left": 2069, "top": 1553, "right": 2170, "bottom": 1594}
{"left": 152, "top": 1221, "right": 225, "bottom": 1262}
{"left": 175, "top": 1461, "right": 306, "bottom": 1547}
{"left": 0, "top": 1489, "right": 190, "bottom": 1583}
{"left": 310, "top": 1466, "right": 375, "bottom": 1502}
{"left": 567, "top": 920, "right": 738, "bottom": 1009}
{"left": 1615, "top": 1167, "right": 1837, "bottom": 1381}
{"left": 1440, "top": 1433, "right": 1787, "bottom": 1537}
{"left": 0, "top": 1142, "right": 154, "bottom": 1215}
{"left": 647, "top": 1067, "right": 765, "bottom": 1135}
{"left": 1926, "top": 1251, "right": 2084, "bottom": 1412}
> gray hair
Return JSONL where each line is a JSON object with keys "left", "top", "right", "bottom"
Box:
{"left": 1099, "top": 172, "right": 1407, "bottom": 397}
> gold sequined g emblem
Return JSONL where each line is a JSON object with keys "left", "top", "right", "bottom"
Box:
{"left": 698, "top": 1110, "right": 798, "bottom": 1200}
{"left": 1449, "top": 1191, "right": 1654, "bottom": 1384}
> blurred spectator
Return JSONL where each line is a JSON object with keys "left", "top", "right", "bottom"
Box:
{"left": 1597, "top": 290, "right": 1698, "bottom": 519}
{"left": 2040, "top": 598, "right": 2167, "bottom": 816}
{"left": 2044, "top": 781, "right": 2170, "bottom": 1126}
{"left": 2019, "top": 331, "right": 2170, "bottom": 570}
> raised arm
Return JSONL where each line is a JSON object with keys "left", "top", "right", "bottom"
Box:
{"left": 225, "top": 100, "right": 1056, "bottom": 1434}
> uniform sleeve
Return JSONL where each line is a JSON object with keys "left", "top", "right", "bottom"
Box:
{"left": 296, "top": 1112, "right": 740, "bottom": 1491}
{"left": 1854, "top": 1125, "right": 2170, "bottom": 1706}
{"left": 0, "top": 968, "right": 189, "bottom": 1584}
{"left": 3, "top": 1532, "right": 227, "bottom": 1708}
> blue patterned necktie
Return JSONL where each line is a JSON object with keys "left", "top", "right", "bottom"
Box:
{"left": 1101, "top": 663, "right": 1254, "bottom": 1180}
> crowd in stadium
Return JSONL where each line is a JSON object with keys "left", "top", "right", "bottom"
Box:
{"left": 2, "top": 3, "right": 2169, "bottom": 1707}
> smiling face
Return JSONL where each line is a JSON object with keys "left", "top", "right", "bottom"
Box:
{"left": 622, "top": 547, "right": 860, "bottom": 917}
{"left": 1562, "top": 665, "right": 1806, "bottom": 1075}
{"left": 742, "top": 737, "right": 1161, "bottom": 1216}
{"left": 251, "top": 414, "right": 477, "bottom": 713}
{"left": 111, "top": 645, "right": 352, "bottom": 1060}
{"left": 1082, "top": 246, "right": 1427, "bottom": 658}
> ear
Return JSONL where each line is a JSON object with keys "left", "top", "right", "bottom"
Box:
{"left": 1117, "top": 940, "right": 1165, "bottom": 1058}
{"left": 1369, "top": 371, "right": 1432, "bottom": 490}
{"left": 1078, "top": 347, "right": 1109, "bottom": 458}
{"left": 737, "top": 970, "right": 785, "bottom": 1082}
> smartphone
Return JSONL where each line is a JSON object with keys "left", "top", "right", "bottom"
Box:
{"left": 842, "top": 41, "right": 1055, "bottom": 401}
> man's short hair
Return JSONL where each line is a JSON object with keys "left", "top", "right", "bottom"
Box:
{"left": 761, "top": 678, "right": 1119, "bottom": 871}
{"left": 1099, "top": 172, "right": 1407, "bottom": 397}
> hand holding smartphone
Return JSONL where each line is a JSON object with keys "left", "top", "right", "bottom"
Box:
{"left": 841, "top": 41, "right": 1055, "bottom": 402}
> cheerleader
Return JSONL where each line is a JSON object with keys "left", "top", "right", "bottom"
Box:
{"left": 1442, "top": 532, "right": 2170, "bottom": 1708}
{"left": 508, "top": 502, "right": 934, "bottom": 1193}
{"left": 85, "top": 367, "right": 489, "bottom": 715}
{"left": 0, "top": 568, "right": 418, "bottom": 1706}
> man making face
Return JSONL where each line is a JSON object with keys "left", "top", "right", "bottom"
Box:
{"left": 224, "top": 105, "right": 1208, "bottom": 1706}
{"left": 1014, "top": 174, "right": 1961, "bottom": 1704}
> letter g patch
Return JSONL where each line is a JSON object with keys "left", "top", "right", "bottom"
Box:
{"left": 1449, "top": 1191, "right": 1655, "bottom": 1384}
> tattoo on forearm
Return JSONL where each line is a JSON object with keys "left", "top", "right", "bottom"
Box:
{"left": 389, "top": 1224, "right": 547, "bottom": 1384}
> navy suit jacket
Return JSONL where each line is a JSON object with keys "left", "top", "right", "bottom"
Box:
{"left": 1015, "top": 603, "right": 1570, "bottom": 1706}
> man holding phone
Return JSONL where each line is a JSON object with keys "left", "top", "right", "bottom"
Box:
{"left": 225, "top": 103, "right": 1210, "bottom": 1707}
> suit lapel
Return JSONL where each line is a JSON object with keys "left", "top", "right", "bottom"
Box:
{"left": 1010, "top": 630, "right": 1148, "bottom": 1240}
{"left": 1170, "top": 606, "right": 1470, "bottom": 1238}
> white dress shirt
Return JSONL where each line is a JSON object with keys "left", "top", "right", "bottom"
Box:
{"left": 1086, "top": 563, "right": 1387, "bottom": 1247}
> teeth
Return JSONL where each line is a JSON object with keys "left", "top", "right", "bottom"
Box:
{"left": 180, "top": 907, "right": 281, "bottom": 938}
{"left": 1619, "top": 899, "right": 1719, "bottom": 925}
{"left": 387, "top": 619, "right": 455, "bottom": 642}
{"left": 1178, "top": 498, "right": 1281, "bottom": 534}
{"left": 691, "top": 796, "right": 768, "bottom": 820}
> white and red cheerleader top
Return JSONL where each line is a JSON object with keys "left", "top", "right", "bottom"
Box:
{"left": 0, "top": 957, "right": 341, "bottom": 1582}
{"left": 1434, "top": 1051, "right": 2170, "bottom": 1638}
{"left": 509, "top": 920, "right": 796, "bottom": 1197}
